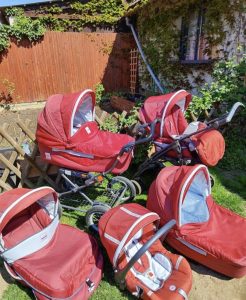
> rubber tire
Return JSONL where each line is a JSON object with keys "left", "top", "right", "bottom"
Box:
{"left": 131, "top": 179, "right": 142, "bottom": 195}
{"left": 85, "top": 204, "right": 110, "bottom": 233}
{"left": 108, "top": 176, "right": 136, "bottom": 206}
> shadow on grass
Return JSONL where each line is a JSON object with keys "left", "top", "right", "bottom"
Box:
{"left": 211, "top": 167, "right": 246, "bottom": 200}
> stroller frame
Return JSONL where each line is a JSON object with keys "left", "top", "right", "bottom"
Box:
{"left": 57, "top": 121, "right": 158, "bottom": 229}
{"left": 133, "top": 102, "right": 244, "bottom": 181}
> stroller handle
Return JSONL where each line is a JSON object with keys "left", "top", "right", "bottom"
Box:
{"left": 208, "top": 102, "right": 244, "bottom": 128}
{"left": 114, "top": 219, "right": 176, "bottom": 288}
{"left": 122, "top": 119, "right": 160, "bottom": 152}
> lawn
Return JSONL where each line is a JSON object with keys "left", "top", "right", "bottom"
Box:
{"left": 2, "top": 167, "right": 246, "bottom": 300}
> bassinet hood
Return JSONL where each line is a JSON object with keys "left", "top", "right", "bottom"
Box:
{"left": 171, "top": 165, "right": 211, "bottom": 227}
{"left": 139, "top": 90, "right": 191, "bottom": 137}
{"left": 61, "top": 89, "right": 95, "bottom": 138}
{"left": 0, "top": 187, "right": 58, "bottom": 234}
{"left": 37, "top": 90, "right": 95, "bottom": 143}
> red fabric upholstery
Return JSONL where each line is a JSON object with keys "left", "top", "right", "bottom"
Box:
{"left": 36, "top": 91, "right": 134, "bottom": 174}
{"left": 99, "top": 203, "right": 192, "bottom": 300}
{"left": 2, "top": 203, "right": 103, "bottom": 299}
{"left": 147, "top": 165, "right": 246, "bottom": 278}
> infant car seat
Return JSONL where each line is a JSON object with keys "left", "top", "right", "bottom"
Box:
{"left": 99, "top": 203, "right": 192, "bottom": 299}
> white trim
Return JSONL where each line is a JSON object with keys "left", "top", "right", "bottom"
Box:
{"left": 178, "top": 165, "right": 210, "bottom": 226}
{"left": 120, "top": 207, "right": 141, "bottom": 218}
{"left": 178, "top": 288, "right": 189, "bottom": 300}
{"left": 70, "top": 89, "right": 93, "bottom": 137}
{"left": 176, "top": 237, "right": 207, "bottom": 256}
{"left": 160, "top": 89, "right": 187, "bottom": 137}
{"left": 0, "top": 187, "right": 55, "bottom": 228}
{"left": 104, "top": 233, "right": 120, "bottom": 245}
{"left": 175, "top": 255, "right": 184, "bottom": 270}
{"left": 113, "top": 212, "right": 159, "bottom": 268}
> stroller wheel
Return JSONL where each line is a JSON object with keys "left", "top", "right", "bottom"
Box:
{"left": 107, "top": 176, "right": 136, "bottom": 206}
{"left": 86, "top": 204, "right": 110, "bottom": 233}
{"left": 131, "top": 179, "right": 142, "bottom": 195}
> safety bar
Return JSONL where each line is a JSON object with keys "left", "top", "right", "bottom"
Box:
{"left": 114, "top": 219, "right": 176, "bottom": 288}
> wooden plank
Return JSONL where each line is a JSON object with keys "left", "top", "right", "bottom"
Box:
{"left": 0, "top": 179, "right": 12, "bottom": 191}
{"left": 0, "top": 154, "right": 21, "bottom": 178}
{"left": 0, "top": 127, "right": 57, "bottom": 188}
{"left": 17, "top": 119, "right": 36, "bottom": 141}
{"left": 0, "top": 32, "right": 134, "bottom": 103}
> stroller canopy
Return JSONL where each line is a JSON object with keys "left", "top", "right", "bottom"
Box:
{"left": 147, "top": 165, "right": 211, "bottom": 227}
{"left": 38, "top": 89, "right": 95, "bottom": 144}
{"left": 37, "top": 89, "right": 134, "bottom": 174}
{"left": 147, "top": 165, "right": 246, "bottom": 278}
{"left": 0, "top": 187, "right": 58, "bottom": 263}
{"left": 99, "top": 203, "right": 160, "bottom": 268}
{"left": 139, "top": 90, "right": 192, "bottom": 138}
{"left": 0, "top": 187, "right": 103, "bottom": 299}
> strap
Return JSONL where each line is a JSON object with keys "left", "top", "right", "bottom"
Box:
{"left": 1, "top": 213, "right": 59, "bottom": 264}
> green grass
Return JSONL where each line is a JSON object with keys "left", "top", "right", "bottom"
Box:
{"left": 2, "top": 167, "right": 246, "bottom": 300}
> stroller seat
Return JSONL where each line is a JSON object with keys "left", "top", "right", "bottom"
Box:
{"left": 147, "top": 165, "right": 246, "bottom": 278}
{"left": 139, "top": 90, "right": 225, "bottom": 166}
{"left": 99, "top": 203, "right": 192, "bottom": 299}
{"left": 37, "top": 90, "right": 134, "bottom": 174}
{"left": 0, "top": 188, "right": 103, "bottom": 300}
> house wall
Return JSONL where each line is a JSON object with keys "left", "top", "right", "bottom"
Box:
{"left": 136, "top": 3, "right": 246, "bottom": 94}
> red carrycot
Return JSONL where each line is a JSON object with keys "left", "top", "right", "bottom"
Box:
{"left": 139, "top": 90, "right": 225, "bottom": 166}
{"left": 99, "top": 203, "right": 192, "bottom": 299}
{"left": 147, "top": 165, "right": 246, "bottom": 278}
{"left": 0, "top": 187, "right": 103, "bottom": 299}
{"left": 36, "top": 89, "right": 134, "bottom": 174}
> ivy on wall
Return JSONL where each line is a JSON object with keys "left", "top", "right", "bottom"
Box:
{"left": 136, "top": 0, "right": 245, "bottom": 91}
{"left": 0, "top": 0, "right": 128, "bottom": 52}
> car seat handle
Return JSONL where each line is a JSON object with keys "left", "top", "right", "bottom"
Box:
{"left": 114, "top": 219, "right": 176, "bottom": 289}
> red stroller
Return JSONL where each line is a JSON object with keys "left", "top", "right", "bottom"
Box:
{"left": 36, "top": 89, "right": 154, "bottom": 229}
{"left": 99, "top": 203, "right": 192, "bottom": 299}
{"left": 134, "top": 89, "right": 243, "bottom": 180}
{"left": 147, "top": 165, "right": 246, "bottom": 278}
{"left": 0, "top": 187, "right": 103, "bottom": 299}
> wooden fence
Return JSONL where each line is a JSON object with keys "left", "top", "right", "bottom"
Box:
{"left": 0, "top": 32, "right": 134, "bottom": 103}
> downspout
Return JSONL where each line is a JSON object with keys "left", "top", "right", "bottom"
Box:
{"left": 126, "top": 17, "right": 165, "bottom": 94}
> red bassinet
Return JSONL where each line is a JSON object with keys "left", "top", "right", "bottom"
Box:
{"left": 0, "top": 187, "right": 103, "bottom": 299}
{"left": 36, "top": 90, "right": 134, "bottom": 174}
{"left": 139, "top": 90, "right": 225, "bottom": 166}
{"left": 99, "top": 203, "right": 192, "bottom": 299}
{"left": 147, "top": 165, "right": 246, "bottom": 278}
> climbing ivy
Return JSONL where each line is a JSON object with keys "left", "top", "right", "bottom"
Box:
{"left": 136, "top": 0, "right": 244, "bottom": 91}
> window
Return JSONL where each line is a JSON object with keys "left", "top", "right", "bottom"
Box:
{"left": 179, "top": 6, "right": 210, "bottom": 63}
